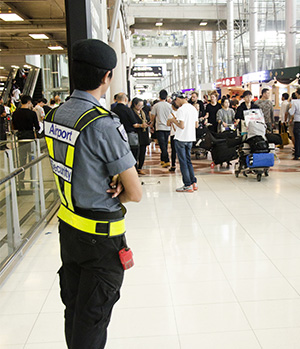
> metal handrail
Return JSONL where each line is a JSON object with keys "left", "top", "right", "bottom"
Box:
{"left": 0, "top": 153, "right": 48, "bottom": 185}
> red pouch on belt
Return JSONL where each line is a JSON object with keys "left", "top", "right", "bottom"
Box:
{"left": 119, "top": 247, "right": 134, "bottom": 270}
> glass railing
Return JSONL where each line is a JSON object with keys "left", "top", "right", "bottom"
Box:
{"left": 0, "top": 135, "right": 59, "bottom": 276}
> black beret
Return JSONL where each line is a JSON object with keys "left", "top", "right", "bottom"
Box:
{"left": 72, "top": 39, "right": 117, "bottom": 70}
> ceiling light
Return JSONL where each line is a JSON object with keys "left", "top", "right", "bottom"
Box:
{"left": 0, "top": 13, "right": 24, "bottom": 21}
{"left": 29, "top": 34, "right": 49, "bottom": 40}
{"left": 48, "top": 46, "right": 64, "bottom": 50}
{"left": 200, "top": 22, "right": 207, "bottom": 26}
{"left": 11, "top": 65, "right": 19, "bottom": 69}
{"left": 23, "top": 65, "right": 31, "bottom": 69}
{"left": 0, "top": 67, "right": 4, "bottom": 70}
{"left": 148, "top": 55, "right": 152, "bottom": 57}
{"left": 155, "top": 22, "right": 163, "bottom": 27}
{"left": 174, "top": 55, "right": 178, "bottom": 57}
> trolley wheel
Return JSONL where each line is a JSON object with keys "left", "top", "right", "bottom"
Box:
{"left": 264, "top": 169, "right": 269, "bottom": 177}
{"left": 235, "top": 170, "right": 239, "bottom": 178}
{"left": 257, "top": 173, "right": 262, "bottom": 182}
{"left": 243, "top": 171, "right": 248, "bottom": 177}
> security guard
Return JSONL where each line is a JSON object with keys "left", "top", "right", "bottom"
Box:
{"left": 44, "top": 39, "right": 142, "bottom": 349}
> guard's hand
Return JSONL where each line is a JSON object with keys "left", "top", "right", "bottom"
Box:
{"left": 107, "top": 175, "right": 124, "bottom": 198}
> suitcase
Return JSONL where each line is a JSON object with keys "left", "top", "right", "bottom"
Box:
{"left": 246, "top": 153, "right": 274, "bottom": 168}
{"left": 211, "top": 143, "right": 238, "bottom": 165}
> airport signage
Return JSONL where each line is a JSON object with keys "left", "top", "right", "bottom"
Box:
{"left": 216, "top": 76, "right": 243, "bottom": 88}
{"left": 131, "top": 66, "right": 163, "bottom": 78}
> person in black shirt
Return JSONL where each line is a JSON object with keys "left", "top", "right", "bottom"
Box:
{"left": 235, "top": 90, "right": 260, "bottom": 121}
{"left": 131, "top": 97, "right": 150, "bottom": 175}
{"left": 112, "top": 93, "right": 140, "bottom": 164}
{"left": 204, "top": 90, "right": 222, "bottom": 132}
{"left": 188, "top": 92, "right": 205, "bottom": 118}
{"left": 12, "top": 95, "right": 40, "bottom": 189}
{"left": 42, "top": 98, "right": 52, "bottom": 115}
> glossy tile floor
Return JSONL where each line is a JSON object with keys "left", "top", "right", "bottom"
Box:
{"left": 1, "top": 144, "right": 300, "bottom": 349}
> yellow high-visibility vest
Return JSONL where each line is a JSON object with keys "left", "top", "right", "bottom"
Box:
{"left": 44, "top": 106, "right": 125, "bottom": 237}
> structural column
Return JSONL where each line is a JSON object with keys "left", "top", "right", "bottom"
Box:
{"left": 212, "top": 31, "right": 218, "bottom": 82}
{"left": 201, "top": 31, "right": 207, "bottom": 85}
{"left": 182, "top": 59, "right": 186, "bottom": 89}
{"left": 187, "top": 31, "right": 192, "bottom": 88}
{"left": 227, "top": 0, "right": 234, "bottom": 77}
{"left": 193, "top": 31, "right": 199, "bottom": 90}
{"left": 249, "top": 0, "right": 258, "bottom": 72}
{"left": 285, "top": 0, "right": 296, "bottom": 67}
{"left": 109, "top": 28, "right": 124, "bottom": 100}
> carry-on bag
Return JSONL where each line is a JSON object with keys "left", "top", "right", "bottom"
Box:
{"left": 246, "top": 153, "right": 275, "bottom": 168}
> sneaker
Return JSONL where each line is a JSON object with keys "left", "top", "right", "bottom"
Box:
{"left": 176, "top": 185, "right": 194, "bottom": 193}
{"left": 169, "top": 167, "right": 176, "bottom": 172}
{"left": 162, "top": 162, "right": 171, "bottom": 168}
{"left": 193, "top": 182, "right": 198, "bottom": 191}
{"left": 138, "top": 169, "right": 146, "bottom": 175}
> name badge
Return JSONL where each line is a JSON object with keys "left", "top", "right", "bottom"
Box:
{"left": 117, "top": 124, "right": 128, "bottom": 142}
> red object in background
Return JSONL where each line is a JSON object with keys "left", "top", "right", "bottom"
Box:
{"left": 216, "top": 76, "right": 243, "bottom": 88}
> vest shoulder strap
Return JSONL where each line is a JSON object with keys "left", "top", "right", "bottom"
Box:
{"left": 74, "top": 106, "right": 110, "bottom": 131}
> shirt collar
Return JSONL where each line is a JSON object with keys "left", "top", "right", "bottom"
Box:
{"left": 71, "top": 89, "right": 101, "bottom": 107}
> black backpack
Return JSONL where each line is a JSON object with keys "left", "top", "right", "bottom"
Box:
{"left": 247, "top": 136, "right": 269, "bottom": 153}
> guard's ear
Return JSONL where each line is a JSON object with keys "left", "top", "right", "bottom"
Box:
{"left": 102, "top": 70, "right": 113, "bottom": 84}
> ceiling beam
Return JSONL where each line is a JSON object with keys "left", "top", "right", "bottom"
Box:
{"left": 0, "top": 24, "right": 66, "bottom": 33}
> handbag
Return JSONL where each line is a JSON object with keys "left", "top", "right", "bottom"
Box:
{"left": 127, "top": 132, "right": 139, "bottom": 147}
{"left": 280, "top": 124, "right": 289, "bottom": 146}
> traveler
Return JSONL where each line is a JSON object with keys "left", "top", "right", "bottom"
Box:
{"left": 112, "top": 92, "right": 140, "bottom": 163}
{"left": 288, "top": 88, "right": 300, "bottom": 160}
{"left": 279, "top": 93, "right": 289, "bottom": 133}
{"left": 33, "top": 99, "right": 46, "bottom": 122}
{"left": 131, "top": 97, "right": 150, "bottom": 175}
{"left": 12, "top": 95, "right": 40, "bottom": 188}
{"left": 168, "top": 93, "right": 198, "bottom": 192}
{"left": 150, "top": 89, "right": 172, "bottom": 167}
{"left": 235, "top": 90, "right": 260, "bottom": 128}
{"left": 188, "top": 91, "right": 205, "bottom": 118}
{"left": 0, "top": 105, "right": 7, "bottom": 149}
{"left": 255, "top": 88, "right": 274, "bottom": 132}
{"left": 216, "top": 97, "right": 236, "bottom": 132}
{"left": 204, "top": 90, "right": 221, "bottom": 133}
{"left": 167, "top": 100, "right": 179, "bottom": 172}
{"left": 44, "top": 39, "right": 142, "bottom": 349}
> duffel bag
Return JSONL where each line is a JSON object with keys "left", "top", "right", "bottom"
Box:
{"left": 211, "top": 143, "right": 238, "bottom": 165}
{"left": 246, "top": 153, "right": 275, "bottom": 168}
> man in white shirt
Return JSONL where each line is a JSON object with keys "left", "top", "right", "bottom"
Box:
{"left": 289, "top": 88, "right": 300, "bottom": 160}
{"left": 168, "top": 93, "right": 198, "bottom": 192}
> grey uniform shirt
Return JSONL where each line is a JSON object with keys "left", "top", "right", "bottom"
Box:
{"left": 53, "top": 90, "right": 136, "bottom": 212}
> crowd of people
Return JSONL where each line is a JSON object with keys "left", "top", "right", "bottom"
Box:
{"left": 1, "top": 85, "right": 299, "bottom": 190}
{"left": 110, "top": 87, "right": 299, "bottom": 191}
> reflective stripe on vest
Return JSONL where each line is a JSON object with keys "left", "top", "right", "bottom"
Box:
{"left": 44, "top": 106, "right": 126, "bottom": 237}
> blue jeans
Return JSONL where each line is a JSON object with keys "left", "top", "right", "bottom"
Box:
{"left": 294, "top": 122, "right": 300, "bottom": 158}
{"left": 174, "top": 140, "right": 197, "bottom": 187}
{"left": 156, "top": 130, "right": 170, "bottom": 163}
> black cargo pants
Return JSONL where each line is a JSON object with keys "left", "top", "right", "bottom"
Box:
{"left": 58, "top": 220, "right": 124, "bottom": 349}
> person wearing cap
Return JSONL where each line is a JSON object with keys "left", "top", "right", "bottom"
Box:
{"left": 168, "top": 93, "right": 198, "bottom": 192}
{"left": 44, "top": 39, "right": 142, "bottom": 349}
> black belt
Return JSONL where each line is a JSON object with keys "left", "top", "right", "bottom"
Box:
{"left": 74, "top": 206, "right": 125, "bottom": 220}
